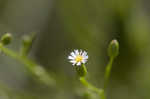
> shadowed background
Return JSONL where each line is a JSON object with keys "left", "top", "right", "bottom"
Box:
{"left": 0, "top": 0, "right": 150, "bottom": 99}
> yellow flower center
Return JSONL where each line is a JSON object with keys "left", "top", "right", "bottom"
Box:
{"left": 75, "top": 55, "right": 83, "bottom": 62}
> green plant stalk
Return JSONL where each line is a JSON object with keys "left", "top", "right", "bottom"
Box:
{"left": 0, "top": 43, "right": 55, "bottom": 87}
{"left": 80, "top": 77, "right": 105, "bottom": 99}
{"left": 104, "top": 57, "right": 114, "bottom": 90}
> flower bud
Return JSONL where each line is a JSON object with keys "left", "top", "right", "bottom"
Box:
{"left": 22, "top": 35, "right": 32, "bottom": 47}
{"left": 108, "top": 39, "right": 119, "bottom": 58}
{"left": 1, "top": 33, "right": 12, "bottom": 45}
{"left": 22, "top": 32, "right": 36, "bottom": 47}
{"left": 21, "top": 33, "right": 36, "bottom": 56}
{"left": 75, "top": 64, "right": 87, "bottom": 77}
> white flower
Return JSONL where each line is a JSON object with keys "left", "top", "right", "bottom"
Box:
{"left": 68, "top": 49, "right": 88, "bottom": 66}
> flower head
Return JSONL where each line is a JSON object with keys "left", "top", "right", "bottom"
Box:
{"left": 68, "top": 49, "right": 88, "bottom": 66}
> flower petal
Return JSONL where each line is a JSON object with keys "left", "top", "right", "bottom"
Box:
{"left": 68, "top": 56, "right": 74, "bottom": 60}
{"left": 72, "top": 63, "right": 76, "bottom": 66}
{"left": 76, "top": 62, "right": 81, "bottom": 66}
{"left": 71, "top": 52, "right": 76, "bottom": 58}
{"left": 82, "top": 59, "right": 87, "bottom": 63}
{"left": 83, "top": 55, "right": 88, "bottom": 59}
{"left": 74, "top": 50, "right": 79, "bottom": 55}
{"left": 79, "top": 50, "right": 82, "bottom": 55}
{"left": 70, "top": 60, "right": 76, "bottom": 64}
{"left": 82, "top": 51, "right": 87, "bottom": 57}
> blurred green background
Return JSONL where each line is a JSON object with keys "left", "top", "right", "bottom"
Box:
{"left": 0, "top": 0, "right": 150, "bottom": 99}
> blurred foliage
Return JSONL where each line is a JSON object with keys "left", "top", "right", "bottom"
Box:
{"left": 0, "top": 0, "right": 150, "bottom": 99}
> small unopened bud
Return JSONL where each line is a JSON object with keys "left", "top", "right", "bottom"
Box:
{"left": 22, "top": 35, "right": 32, "bottom": 47}
{"left": 75, "top": 64, "right": 87, "bottom": 77}
{"left": 1, "top": 33, "right": 12, "bottom": 45}
{"left": 21, "top": 33, "right": 36, "bottom": 56}
{"left": 108, "top": 39, "right": 119, "bottom": 58}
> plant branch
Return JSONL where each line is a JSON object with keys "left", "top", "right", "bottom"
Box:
{"left": 0, "top": 43, "right": 55, "bottom": 87}
{"left": 80, "top": 77, "right": 105, "bottom": 99}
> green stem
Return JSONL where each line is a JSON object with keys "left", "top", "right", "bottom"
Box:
{"left": 0, "top": 43, "right": 55, "bottom": 87}
{"left": 80, "top": 77, "right": 105, "bottom": 99}
{"left": 104, "top": 57, "right": 114, "bottom": 90}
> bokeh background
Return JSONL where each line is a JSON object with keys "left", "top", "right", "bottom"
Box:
{"left": 0, "top": 0, "right": 150, "bottom": 99}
